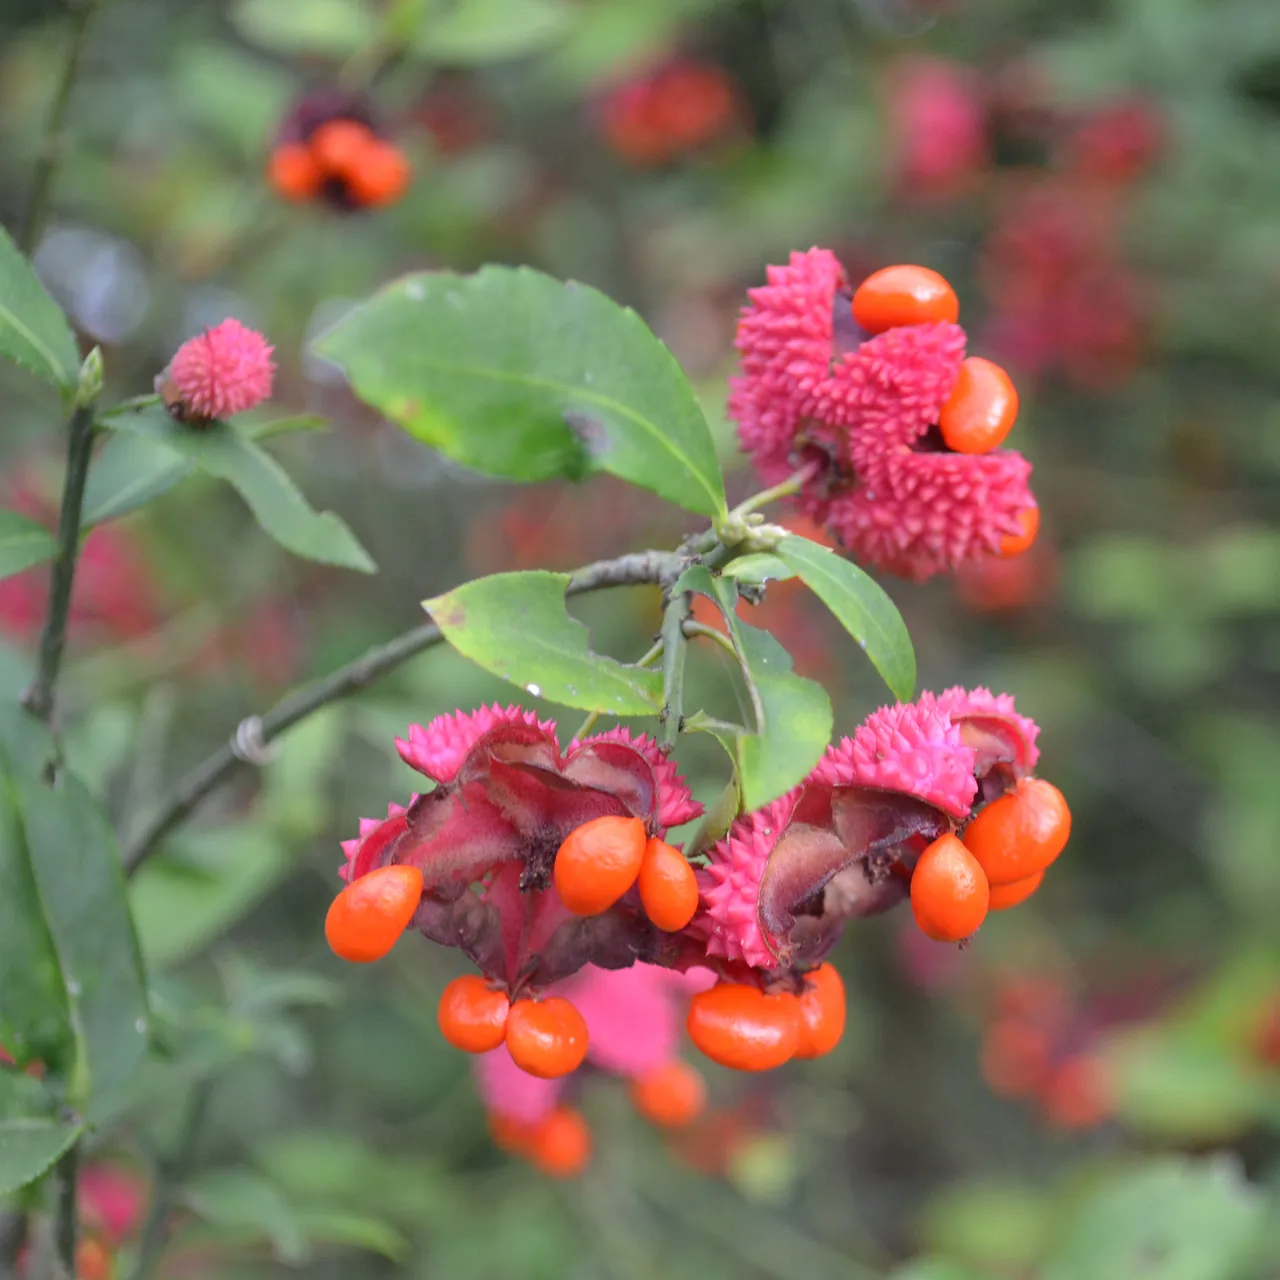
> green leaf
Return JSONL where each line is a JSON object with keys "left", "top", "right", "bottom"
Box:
{"left": 82, "top": 430, "right": 190, "bottom": 526}
{"left": 0, "top": 224, "right": 79, "bottom": 388}
{"left": 678, "top": 567, "right": 832, "bottom": 810}
{"left": 722, "top": 554, "right": 795, "bottom": 586}
{"left": 230, "top": 0, "right": 375, "bottom": 55}
{"left": 186, "top": 1169, "right": 309, "bottom": 1264}
{"left": 0, "top": 712, "right": 73, "bottom": 1069}
{"left": 316, "top": 265, "right": 726, "bottom": 518}
{"left": 417, "top": 0, "right": 571, "bottom": 63}
{"left": 130, "top": 824, "right": 292, "bottom": 969}
{"left": 0, "top": 511, "right": 56, "bottom": 580}
{"left": 84, "top": 412, "right": 328, "bottom": 527}
{"left": 426, "top": 571, "right": 663, "bottom": 714}
{"left": 1044, "top": 1157, "right": 1265, "bottom": 1280}
{"left": 0, "top": 705, "right": 151, "bottom": 1104}
{"left": 294, "top": 1209, "right": 409, "bottom": 1262}
{"left": 775, "top": 536, "right": 915, "bottom": 701}
{"left": 101, "top": 405, "right": 374, "bottom": 572}
{"left": 0, "top": 1118, "right": 84, "bottom": 1197}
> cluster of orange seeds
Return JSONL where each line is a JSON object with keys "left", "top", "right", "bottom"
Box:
{"left": 685, "top": 963, "right": 847, "bottom": 1072}
{"left": 553, "top": 814, "right": 700, "bottom": 931}
{"left": 851, "top": 264, "right": 1035, "bottom": 559}
{"left": 268, "top": 117, "right": 411, "bottom": 209}
{"left": 909, "top": 778, "right": 1071, "bottom": 944}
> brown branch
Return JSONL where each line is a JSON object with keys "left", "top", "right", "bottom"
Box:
{"left": 122, "top": 548, "right": 681, "bottom": 875}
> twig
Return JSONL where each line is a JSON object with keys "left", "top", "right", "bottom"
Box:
{"left": 122, "top": 548, "right": 680, "bottom": 874}
{"left": 571, "top": 637, "right": 664, "bottom": 741}
{"left": 20, "top": 0, "right": 99, "bottom": 253}
{"left": 659, "top": 590, "right": 692, "bottom": 748}
{"left": 0, "top": 1209, "right": 27, "bottom": 1280}
{"left": 51, "top": 1144, "right": 77, "bottom": 1280}
{"left": 22, "top": 402, "right": 96, "bottom": 727}
{"left": 127, "top": 1080, "right": 211, "bottom": 1280}
{"left": 681, "top": 619, "right": 738, "bottom": 660}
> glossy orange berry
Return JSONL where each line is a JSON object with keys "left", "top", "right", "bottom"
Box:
{"left": 910, "top": 833, "right": 990, "bottom": 943}
{"left": 1000, "top": 505, "right": 1040, "bottom": 557}
{"left": 630, "top": 1059, "right": 707, "bottom": 1128}
{"left": 553, "top": 815, "right": 646, "bottom": 916}
{"left": 939, "top": 356, "right": 1019, "bottom": 454}
{"left": 76, "top": 1238, "right": 113, "bottom": 1280}
{"left": 347, "top": 141, "right": 412, "bottom": 207}
{"left": 437, "top": 974, "right": 510, "bottom": 1053}
{"left": 988, "top": 869, "right": 1045, "bottom": 911}
{"left": 852, "top": 264, "right": 959, "bottom": 334}
{"left": 638, "top": 837, "right": 699, "bottom": 931}
{"left": 267, "top": 142, "right": 322, "bottom": 201}
{"left": 530, "top": 1106, "right": 591, "bottom": 1177}
{"left": 793, "top": 963, "right": 847, "bottom": 1059}
{"left": 505, "top": 997, "right": 589, "bottom": 1078}
{"left": 310, "top": 118, "right": 376, "bottom": 179}
{"left": 962, "top": 778, "right": 1071, "bottom": 886}
{"left": 325, "top": 864, "right": 423, "bottom": 963}
{"left": 686, "top": 982, "right": 800, "bottom": 1072}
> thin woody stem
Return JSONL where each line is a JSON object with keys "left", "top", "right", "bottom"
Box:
{"left": 571, "top": 637, "right": 664, "bottom": 740}
{"left": 21, "top": 0, "right": 99, "bottom": 253}
{"left": 123, "top": 548, "right": 681, "bottom": 875}
{"left": 22, "top": 403, "right": 96, "bottom": 727}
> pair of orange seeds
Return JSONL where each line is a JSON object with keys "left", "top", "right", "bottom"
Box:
{"left": 438, "top": 977, "right": 588, "bottom": 1079}
{"left": 554, "top": 814, "right": 700, "bottom": 932}
{"left": 909, "top": 778, "right": 1072, "bottom": 943}
{"left": 853, "top": 264, "right": 1035, "bottom": 557}
{"left": 268, "top": 118, "right": 411, "bottom": 208}
{"left": 684, "top": 963, "right": 846, "bottom": 1072}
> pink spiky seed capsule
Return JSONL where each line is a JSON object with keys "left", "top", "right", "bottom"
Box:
{"left": 158, "top": 318, "right": 275, "bottom": 426}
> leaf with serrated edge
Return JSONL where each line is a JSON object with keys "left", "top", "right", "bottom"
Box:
{"left": 0, "top": 1119, "right": 84, "bottom": 1197}
{"left": 0, "top": 511, "right": 57, "bottom": 580}
{"left": 775, "top": 536, "right": 915, "bottom": 701}
{"left": 101, "top": 405, "right": 374, "bottom": 572}
{"left": 427, "top": 571, "right": 662, "bottom": 714}
{"left": 315, "top": 265, "right": 726, "bottom": 518}
{"left": 0, "top": 225, "right": 79, "bottom": 387}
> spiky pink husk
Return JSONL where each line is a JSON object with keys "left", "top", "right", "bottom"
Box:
{"left": 697, "top": 793, "right": 800, "bottom": 970}
{"left": 396, "top": 704, "right": 558, "bottom": 783}
{"left": 729, "top": 248, "right": 847, "bottom": 478}
{"left": 936, "top": 685, "right": 1042, "bottom": 770}
{"left": 167, "top": 319, "right": 275, "bottom": 419}
{"left": 822, "top": 321, "right": 967, "bottom": 470}
{"left": 826, "top": 449, "right": 1034, "bottom": 582}
{"left": 813, "top": 699, "right": 978, "bottom": 818}
{"left": 569, "top": 727, "right": 703, "bottom": 829}
{"left": 338, "top": 802, "right": 409, "bottom": 882}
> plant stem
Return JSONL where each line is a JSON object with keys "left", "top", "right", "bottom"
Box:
{"left": 681, "top": 619, "right": 738, "bottom": 660}
{"left": 51, "top": 1144, "right": 77, "bottom": 1280}
{"left": 0, "top": 1210, "right": 27, "bottom": 1279}
{"left": 22, "top": 401, "right": 96, "bottom": 727}
{"left": 571, "top": 637, "right": 663, "bottom": 740}
{"left": 122, "top": 548, "right": 682, "bottom": 874}
{"left": 725, "top": 460, "right": 819, "bottom": 524}
{"left": 128, "top": 1080, "right": 211, "bottom": 1280}
{"left": 659, "top": 590, "right": 692, "bottom": 748}
{"left": 20, "top": 0, "right": 99, "bottom": 253}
